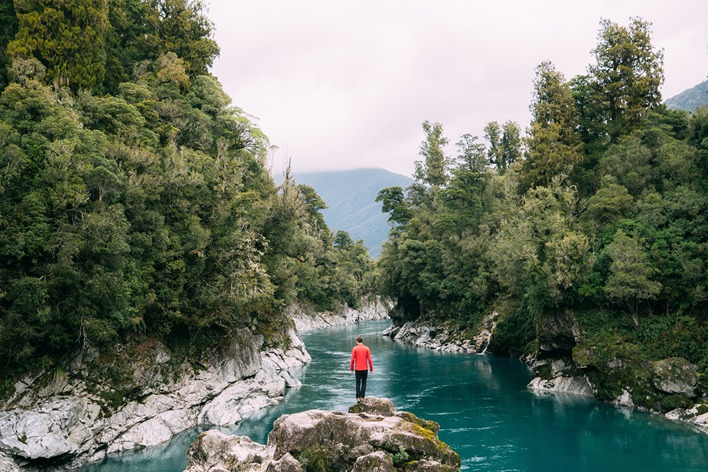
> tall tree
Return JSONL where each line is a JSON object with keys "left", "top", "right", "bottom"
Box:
{"left": 8, "top": 0, "right": 110, "bottom": 92}
{"left": 485, "top": 120, "right": 521, "bottom": 174}
{"left": 0, "top": 0, "right": 19, "bottom": 89}
{"left": 414, "top": 121, "right": 450, "bottom": 187}
{"left": 521, "top": 61, "right": 581, "bottom": 191}
{"left": 588, "top": 17, "right": 664, "bottom": 142}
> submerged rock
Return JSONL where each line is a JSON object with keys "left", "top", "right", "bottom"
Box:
{"left": 185, "top": 397, "right": 460, "bottom": 471}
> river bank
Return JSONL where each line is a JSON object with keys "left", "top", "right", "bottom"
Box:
{"left": 386, "top": 315, "right": 708, "bottom": 436}
{"left": 0, "top": 302, "right": 389, "bottom": 471}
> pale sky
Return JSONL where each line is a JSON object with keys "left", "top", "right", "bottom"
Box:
{"left": 206, "top": 0, "right": 707, "bottom": 178}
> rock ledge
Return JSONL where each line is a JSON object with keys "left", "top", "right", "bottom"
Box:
{"left": 185, "top": 397, "right": 460, "bottom": 471}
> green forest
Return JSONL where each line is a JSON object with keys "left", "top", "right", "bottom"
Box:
{"left": 0, "top": 0, "right": 373, "bottom": 392}
{"left": 0, "top": 1, "right": 706, "bottom": 413}
{"left": 376, "top": 18, "right": 707, "bottom": 409}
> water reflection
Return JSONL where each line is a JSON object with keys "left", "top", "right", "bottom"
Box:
{"left": 81, "top": 319, "right": 707, "bottom": 472}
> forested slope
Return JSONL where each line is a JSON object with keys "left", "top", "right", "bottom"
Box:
{"left": 0, "top": 0, "right": 373, "bottom": 395}
{"left": 376, "top": 18, "right": 707, "bottom": 411}
{"left": 293, "top": 169, "right": 413, "bottom": 258}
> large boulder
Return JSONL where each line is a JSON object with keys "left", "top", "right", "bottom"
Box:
{"left": 528, "top": 375, "right": 594, "bottom": 396}
{"left": 185, "top": 397, "right": 460, "bottom": 471}
{"left": 650, "top": 357, "right": 698, "bottom": 396}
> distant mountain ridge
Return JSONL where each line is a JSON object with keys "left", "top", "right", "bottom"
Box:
{"left": 665, "top": 79, "right": 708, "bottom": 112}
{"left": 292, "top": 169, "right": 413, "bottom": 258}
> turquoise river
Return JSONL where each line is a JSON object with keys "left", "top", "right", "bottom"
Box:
{"left": 80, "top": 319, "right": 707, "bottom": 471}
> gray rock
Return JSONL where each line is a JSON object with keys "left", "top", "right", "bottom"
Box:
{"left": 528, "top": 376, "right": 594, "bottom": 396}
{"left": 0, "top": 329, "right": 307, "bottom": 468}
{"left": 665, "top": 404, "right": 708, "bottom": 435}
{"left": 185, "top": 398, "right": 460, "bottom": 471}
{"left": 352, "top": 451, "right": 393, "bottom": 471}
{"left": 614, "top": 389, "right": 635, "bottom": 408}
{"left": 348, "top": 397, "right": 396, "bottom": 416}
{"left": 537, "top": 309, "right": 584, "bottom": 353}
{"left": 650, "top": 357, "right": 697, "bottom": 396}
{"left": 291, "top": 299, "right": 391, "bottom": 332}
{"left": 0, "top": 452, "right": 20, "bottom": 472}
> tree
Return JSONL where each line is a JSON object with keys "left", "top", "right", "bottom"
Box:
{"left": 604, "top": 229, "right": 662, "bottom": 324}
{"left": 376, "top": 186, "right": 411, "bottom": 225}
{"left": 521, "top": 61, "right": 581, "bottom": 191}
{"left": 8, "top": 0, "right": 110, "bottom": 92}
{"left": 484, "top": 120, "right": 521, "bottom": 174}
{"left": 0, "top": 0, "right": 19, "bottom": 89}
{"left": 588, "top": 17, "right": 664, "bottom": 143}
{"left": 414, "top": 121, "right": 450, "bottom": 187}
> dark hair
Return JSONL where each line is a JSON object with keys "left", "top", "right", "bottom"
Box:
{"left": 356, "top": 336, "right": 363, "bottom": 343}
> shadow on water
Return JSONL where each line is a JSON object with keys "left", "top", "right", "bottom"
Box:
{"left": 80, "top": 319, "right": 707, "bottom": 472}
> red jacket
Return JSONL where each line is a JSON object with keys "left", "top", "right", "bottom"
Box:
{"left": 350, "top": 344, "right": 373, "bottom": 372}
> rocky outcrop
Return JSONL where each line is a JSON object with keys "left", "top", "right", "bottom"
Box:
{"left": 528, "top": 376, "right": 594, "bottom": 396}
{"left": 0, "top": 329, "right": 310, "bottom": 470}
{"left": 291, "top": 299, "right": 391, "bottom": 332}
{"left": 537, "top": 309, "right": 585, "bottom": 353}
{"left": 650, "top": 357, "right": 698, "bottom": 397}
{"left": 385, "top": 312, "right": 498, "bottom": 354}
{"left": 185, "top": 397, "right": 460, "bottom": 471}
{"left": 665, "top": 405, "right": 708, "bottom": 435}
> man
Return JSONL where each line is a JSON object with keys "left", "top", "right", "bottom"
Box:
{"left": 350, "top": 335, "right": 374, "bottom": 401}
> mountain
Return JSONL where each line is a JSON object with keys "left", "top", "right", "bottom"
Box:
{"left": 293, "top": 169, "right": 413, "bottom": 258}
{"left": 665, "top": 79, "right": 708, "bottom": 112}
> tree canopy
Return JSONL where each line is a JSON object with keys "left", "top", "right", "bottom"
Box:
{"left": 376, "top": 18, "right": 706, "bottom": 409}
{"left": 0, "top": 0, "right": 373, "bottom": 386}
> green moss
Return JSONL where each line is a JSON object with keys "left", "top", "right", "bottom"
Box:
{"left": 297, "top": 445, "right": 331, "bottom": 472}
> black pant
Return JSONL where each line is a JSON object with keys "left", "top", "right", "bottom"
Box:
{"left": 355, "top": 370, "right": 368, "bottom": 398}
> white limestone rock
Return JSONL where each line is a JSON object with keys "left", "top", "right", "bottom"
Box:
{"left": 291, "top": 300, "right": 390, "bottom": 332}
{"left": 0, "top": 452, "right": 20, "bottom": 472}
{"left": 665, "top": 404, "right": 708, "bottom": 434}
{"left": 650, "top": 357, "right": 697, "bottom": 397}
{"left": 528, "top": 376, "right": 594, "bottom": 396}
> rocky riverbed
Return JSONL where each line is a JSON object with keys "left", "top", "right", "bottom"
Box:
{"left": 0, "top": 328, "right": 308, "bottom": 471}
{"left": 0, "top": 303, "right": 390, "bottom": 470}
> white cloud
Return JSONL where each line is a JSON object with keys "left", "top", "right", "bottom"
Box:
{"left": 206, "top": 0, "right": 708, "bottom": 177}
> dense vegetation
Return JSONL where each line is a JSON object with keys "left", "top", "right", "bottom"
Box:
{"left": 0, "top": 0, "right": 372, "bottom": 389}
{"left": 377, "top": 18, "right": 707, "bottom": 408}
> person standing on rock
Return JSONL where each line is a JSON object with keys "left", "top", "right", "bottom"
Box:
{"left": 350, "top": 335, "right": 374, "bottom": 401}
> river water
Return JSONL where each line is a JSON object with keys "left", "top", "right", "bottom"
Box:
{"left": 81, "top": 319, "right": 707, "bottom": 471}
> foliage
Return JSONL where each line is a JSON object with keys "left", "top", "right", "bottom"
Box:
{"left": 587, "top": 17, "right": 664, "bottom": 144}
{"left": 414, "top": 121, "right": 451, "bottom": 187}
{"left": 0, "top": 2, "right": 373, "bottom": 382}
{"left": 521, "top": 61, "right": 581, "bottom": 192}
{"left": 5, "top": 0, "right": 219, "bottom": 94}
{"left": 376, "top": 18, "right": 706, "bottom": 386}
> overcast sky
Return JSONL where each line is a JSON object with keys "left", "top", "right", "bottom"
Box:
{"left": 206, "top": 0, "right": 707, "bottom": 178}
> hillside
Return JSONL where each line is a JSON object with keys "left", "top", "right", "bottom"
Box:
{"left": 665, "top": 79, "right": 708, "bottom": 111}
{"left": 293, "top": 169, "right": 413, "bottom": 258}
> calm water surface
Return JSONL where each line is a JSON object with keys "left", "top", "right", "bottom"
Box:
{"left": 81, "top": 319, "right": 707, "bottom": 472}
